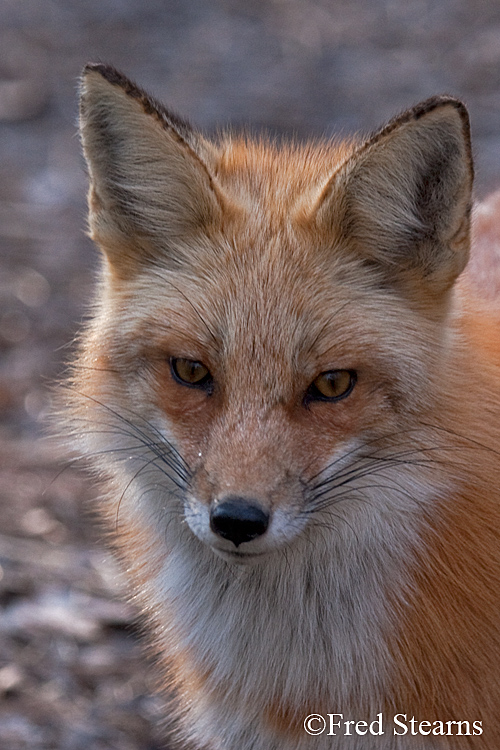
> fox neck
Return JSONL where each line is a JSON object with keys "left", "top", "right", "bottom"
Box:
{"left": 140, "top": 470, "right": 439, "bottom": 716}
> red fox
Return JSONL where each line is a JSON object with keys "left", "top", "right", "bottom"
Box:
{"left": 62, "top": 63, "right": 500, "bottom": 748}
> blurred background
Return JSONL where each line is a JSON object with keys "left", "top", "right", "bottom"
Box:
{"left": 0, "top": 1, "right": 499, "bottom": 748}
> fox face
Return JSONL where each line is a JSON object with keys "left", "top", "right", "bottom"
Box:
{"left": 73, "top": 66, "right": 472, "bottom": 568}
{"left": 89, "top": 228, "right": 450, "bottom": 567}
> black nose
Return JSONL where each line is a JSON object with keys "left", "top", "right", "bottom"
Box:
{"left": 209, "top": 498, "right": 270, "bottom": 547}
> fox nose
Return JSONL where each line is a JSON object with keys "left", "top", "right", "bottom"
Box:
{"left": 209, "top": 497, "right": 270, "bottom": 547}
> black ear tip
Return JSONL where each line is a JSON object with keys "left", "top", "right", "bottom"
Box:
{"left": 82, "top": 63, "right": 131, "bottom": 87}
{"left": 411, "top": 96, "right": 471, "bottom": 150}
{"left": 79, "top": 64, "right": 147, "bottom": 117}
{"left": 411, "top": 95, "right": 469, "bottom": 121}
{"left": 83, "top": 62, "right": 107, "bottom": 75}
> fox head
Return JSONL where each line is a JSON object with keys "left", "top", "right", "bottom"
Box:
{"left": 73, "top": 64, "right": 473, "bottom": 564}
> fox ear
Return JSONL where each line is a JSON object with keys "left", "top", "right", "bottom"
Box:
{"left": 79, "top": 64, "right": 223, "bottom": 276}
{"left": 315, "top": 97, "right": 473, "bottom": 296}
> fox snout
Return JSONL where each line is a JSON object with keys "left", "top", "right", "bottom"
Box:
{"left": 184, "top": 448, "right": 309, "bottom": 558}
{"left": 179, "top": 405, "right": 313, "bottom": 557}
{"left": 209, "top": 497, "right": 270, "bottom": 547}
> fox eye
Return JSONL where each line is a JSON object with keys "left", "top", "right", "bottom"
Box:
{"left": 170, "top": 357, "right": 212, "bottom": 389}
{"left": 306, "top": 369, "right": 356, "bottom": 402}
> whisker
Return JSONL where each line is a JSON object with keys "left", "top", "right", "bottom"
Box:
{"left": 59, "top": 390, "right": 193, "bottom": 533}
{"left": 66, "top": 393, "right": 191, "bottom": 483}
{"left": 306, "top": 427, "right": 425, "bottom": 484}
{"left": 72, "top": 390, "right": 187, "bottom": 465}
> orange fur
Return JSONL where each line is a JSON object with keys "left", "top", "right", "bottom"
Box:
{"left": 59, "top": 64, "right": 500, "bottom": 749}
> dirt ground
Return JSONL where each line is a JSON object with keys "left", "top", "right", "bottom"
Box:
{"left": 1, "top": 1, "right": 500, "bottom": 748}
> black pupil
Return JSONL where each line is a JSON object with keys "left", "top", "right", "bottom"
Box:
{"left": 189, "top": 362, "right": 202, "bottom": 380}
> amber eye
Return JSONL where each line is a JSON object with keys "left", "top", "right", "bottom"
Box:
{"left": 170, "top": 357, "right": 212, "bottom": 389}
{"left": 306, "top": 369, "right": 356, "bottom": 403}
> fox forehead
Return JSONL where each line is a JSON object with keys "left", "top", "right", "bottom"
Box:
{"left": 211, "top": 136, "right": 356, "bottom": 218}
{"left": 110, "top": 226, "right": 422, "bottom": 400}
